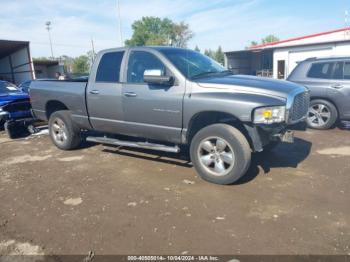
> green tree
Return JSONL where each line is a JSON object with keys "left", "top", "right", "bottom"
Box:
{"left": 33, "top": 57, "right": 51, "bottom": 61}
{"left": 72, "top": 55, "right": 90, "bottom": 74}
{"left": 87, "top": 50, "right": 96, "bottom": 65}
{"left": 250, "top": 41, "right": 258, "bottom": 46}
{"left": 203, "top": 47, "right": 224, "bottom": 64}
{"left": 204, "top": 49, "right": 215, "bottom": 59}
{"left": 125, "top": 16, "right": 193, "bottom": 47}
{"left": 248, "top": 35, "right": 279, "bottom": 48}
{"left": 214, "top": 46, "right": 224, "bottom": 65}
{"left": 261, "top": 35, "right": 279, "bottom": 44}
{"left": 59, "top": 55, "right": 74, "bottom": 73}
{"left": 194, "top": 45, "right": 200, "bottom": 52}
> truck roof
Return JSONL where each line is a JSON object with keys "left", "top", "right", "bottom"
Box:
{"left": 98, "top": 46, "right": 188, "bottom": 54}
{"left": 304, "top": 56, "right": 350, "bottom": 62}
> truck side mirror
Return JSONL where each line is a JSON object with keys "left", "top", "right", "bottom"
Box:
{"left": 144, "top": 69, "right": 174, "bottom": 86}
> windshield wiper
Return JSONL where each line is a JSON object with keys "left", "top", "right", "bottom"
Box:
{"left": 191, "top": 70, "right": 233, "bottom": 79}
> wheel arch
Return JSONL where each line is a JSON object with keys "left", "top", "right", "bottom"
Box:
{"left": 185, "top": 111, "right": 253, "bottom": 149}
{"left": 310, "top": 96, "right": 340, "bottom": 116}
{"left": 45, "top": 100, "right": 69, "bottom": 120}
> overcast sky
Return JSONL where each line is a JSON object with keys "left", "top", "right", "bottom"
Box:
{"left": 1, "top": 0, "right": 349, "bottom": 58}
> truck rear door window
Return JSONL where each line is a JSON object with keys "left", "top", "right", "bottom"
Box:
{"left": 96, "top": 51, "right": 124, "bottom": 82}
{"left": 307, "top": 62, "right": 334, "bottom": 79}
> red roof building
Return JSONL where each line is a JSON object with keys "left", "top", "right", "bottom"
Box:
{"left": 225, "top": 27, "right": 350, "bottom": 79}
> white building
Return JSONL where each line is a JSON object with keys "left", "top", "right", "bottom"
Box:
{"left": 225, "top": 27, "right": 350, "bottom": 79}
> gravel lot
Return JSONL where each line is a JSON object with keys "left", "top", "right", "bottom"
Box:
{"left": 0, "top": 128, "right": 349, "bottom": 256}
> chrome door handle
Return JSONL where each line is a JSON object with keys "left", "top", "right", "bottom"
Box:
{"left": 124, "top": 92, "right": 137, "bottom": 97}
{"left": 89, "top": 90, "right": 100, "bottom": 95}
{"left": 331, "top": 84, "right": 343, "bottom": 89}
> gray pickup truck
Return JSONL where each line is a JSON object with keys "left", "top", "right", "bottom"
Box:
{"left": 30, "top": 46, "right": 309, "bottom": 185}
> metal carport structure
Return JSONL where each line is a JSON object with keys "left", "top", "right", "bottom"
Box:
{"left": 0, "top": 40, "right": 34, "bottom": 84}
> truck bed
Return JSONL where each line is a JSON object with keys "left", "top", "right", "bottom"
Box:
{"left": 30, "top": 79, "right": 89, "bottom": 127}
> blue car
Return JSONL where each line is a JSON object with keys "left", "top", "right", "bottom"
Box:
{"left": 0, "top": 80, "right": 32, "bottom": 131}
{"left": 18, "top": 80, "right": 32, "bottom": 93}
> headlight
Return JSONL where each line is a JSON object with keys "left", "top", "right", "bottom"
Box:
{"left": 0, "top": 107, "right": 7, "bottom": 116}
{"left": 253, "top": 106, "right": 286, "bottom": 124}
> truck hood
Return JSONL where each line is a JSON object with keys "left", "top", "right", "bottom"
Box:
{"left": 0, "top": 92, "right": 29, "bottom": 107}
{"left": 197, "top": 74, "right": 305, "bottom": 99}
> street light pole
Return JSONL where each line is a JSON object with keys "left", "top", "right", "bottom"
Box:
{"left": 45, "top": 21, "right": 54, "bottom": 59}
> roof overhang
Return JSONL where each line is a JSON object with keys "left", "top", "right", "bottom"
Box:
{"left": 225, "top": 39, "right": 350, "bottom": 55}
{"left": 33, "top": 60, "right": 60, "bottom": 67}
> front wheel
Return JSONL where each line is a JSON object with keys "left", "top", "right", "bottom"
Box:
{"left": 49, "top": 110, "right": 81, "bottom": 150}
{"left": 190, "top": 124, "right": 251, "bottom": 185}
{"left": 306, "top": 99, "right": 338, "bottom": 130}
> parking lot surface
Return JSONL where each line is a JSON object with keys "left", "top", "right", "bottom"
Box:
{"left": 0, "top": 128, "right": 349, "bottom": 256}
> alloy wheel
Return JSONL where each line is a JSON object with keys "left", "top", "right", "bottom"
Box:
{"left": 52, "top": 118, "right": 68, "bottom": 145}
{"left": 197, "top": 136, "right": 235, "bottom": 176}
{"left": 307, "top": 104, "right": 331, "bottom": 128}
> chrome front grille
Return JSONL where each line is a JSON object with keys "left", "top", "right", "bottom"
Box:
{"left": 288, "top": 91, "right": 310, "bottom": 123}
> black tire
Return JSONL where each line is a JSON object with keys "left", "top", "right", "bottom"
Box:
{"left": 190, "top": 124, "right": 251, "bottom": 185}
{"left": 5, "top": 121, "right": 16, "bottom": 139}
{"left": 0, "top": 119, "right": 5, "bottom": 131}
{"left": 307, "top": 99, "right": 338, "bottom": 130}
{"left": 48, "top": 110, "right": 81, "bottom": 150}
{"left": 4, "top": 121, "right": 28, "bottom": 139}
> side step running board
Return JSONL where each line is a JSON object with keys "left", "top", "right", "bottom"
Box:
{"left": 86, "top": 136, "right": 180, "bottom": 153}
{"left": 341, "top": 121, "right": 350, "bottom": 129}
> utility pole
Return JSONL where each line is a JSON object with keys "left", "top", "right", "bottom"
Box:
{"left": 45, "top": 21, "right": 54, "bottom": 59}
{"left": 117, "top": 0, "right": 123, "bottom": 46}
{"left": 91, "top": 37, "right": 96, "bottom": 64}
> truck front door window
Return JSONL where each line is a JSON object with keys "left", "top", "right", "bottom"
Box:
{"left": 127, "top": 51, "right": 166, "bottom": 83}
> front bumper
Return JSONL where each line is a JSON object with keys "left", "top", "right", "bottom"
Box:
{"left": 0, "top": 109, "right": 33, "bottom": 126}
{"left": 273, "top": 129, "right": 294, "bottom": 143}
{"left": 244, "top": 123, "right": 295, "bottom": 152}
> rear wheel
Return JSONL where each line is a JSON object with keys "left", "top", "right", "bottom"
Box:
{"left": 190, "top": 124, "right": 251, "bottom": 185}
{"left": 307, "top": 99, "right": 338, "bottom": 130}
{"left": 49, "top": 110, "right": 81, "bottom": 150}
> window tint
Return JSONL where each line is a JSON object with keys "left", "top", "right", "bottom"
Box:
{"left": 96, "top": 51, "right": 124, "bottom": 82}
{"left": 127, "top": 51, "right": 166, "bottom": 83}
{"left": 344, "top": 62, "right": 350, "bottom": 80}
{"left": 333, "top": 62, "right": 344, "bottom": 79}
{"left": 160, "top": 48, "right": 226, "bottom": 79}
{"left": 307, "top": 62, "right": 334, "bottom": 79}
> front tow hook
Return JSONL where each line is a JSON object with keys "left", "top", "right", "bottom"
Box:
{"left": 274, "top": 130, "right": 294, "bottom": 143}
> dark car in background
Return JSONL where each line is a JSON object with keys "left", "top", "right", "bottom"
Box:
{"left": 288, "top": 57, "right": 350, "bottom": 129}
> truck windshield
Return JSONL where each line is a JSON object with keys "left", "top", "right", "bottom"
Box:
{"left": 0, "top": 82, "right": 20, "bottom": 94}
{"left": 159, "top": 49, "right": 231, "bottom": 80}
